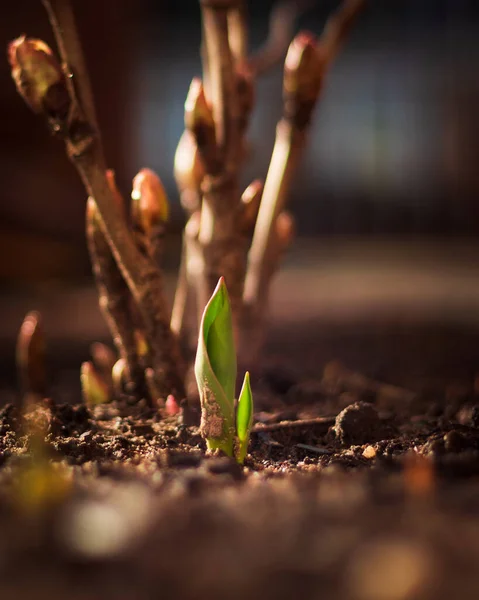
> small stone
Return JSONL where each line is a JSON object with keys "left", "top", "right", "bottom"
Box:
{"left": 363, "top": 445, "right": 376, "bottom": 459}
{"left": 424, "top": 438, "right": 445, "bottom": 457}
{"left": 444, "top": 430, "right": 467, "bottom": 453}
{"left": 333, "top": 402, "right": 389, "bottom": 446}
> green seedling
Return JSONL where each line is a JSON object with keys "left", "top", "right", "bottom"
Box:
{"left": 195, "top": 277, "right": 254, "bottom": 463}
{"left": 235, "top": 371, "right": 253, "bottom": 464}
{"left": 80, "top": 361, "right": 109, "bottom": 407}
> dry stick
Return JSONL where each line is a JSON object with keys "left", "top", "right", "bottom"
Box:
{"left": 172, "top": 0, "right": 303, "bottom": 338}
{"left": 42, "top": 0, "right": 185, "bottom": 400}
{"left": 172, "top": 132, "right": 204, "bottom": 338}
{"left": 86, "top": 195, "right": 144, "bottom": 397}
{"left": 242, "top": 0, "right": 366, "bottom": 361}
{"left": 249, "top": 0, "right": 313, "bottom": 76}
{"left": 227, "top": 0, "right": 248, "bottom": 64}
{"left": 252, "top": 416, "right": 335, "bottom": 434}
{"left": 194, "top": 0, "right": 247, "bottom": 325}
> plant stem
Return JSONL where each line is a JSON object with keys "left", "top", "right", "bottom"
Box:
{"left": 241, "top": 0, "right": 367, "bottom": 362}
{"left": 86, "top": 197, "right": 144, "bottom": 397}
{"left": 76, "top": 147, "right": 185, "bottom": 399}
{"left": 241, "top": 119, "right": 302, "bottom": 357}
{"left": 195, "top": 0, "right": 247, "bottom": 325}
{"left": 42, "top": 0, "right": 185, "bottom": 400}
{"left": 248, "top": 0, "right": 311, "bottom": 76}
{"left": 227, "top": 0, "right": 248, "bottom": 64}
{"left": 42, "top": 0, "right": 99, "bottom": 134}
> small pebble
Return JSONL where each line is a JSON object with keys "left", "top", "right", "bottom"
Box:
{"left": 444, "top": 430, "right": 467, "bottom": 453}
{"left": 333, "top": 402, "right": 390, "bottom": 446}
{"left": 363, "top": 445, "right": 376, "bottom": 459}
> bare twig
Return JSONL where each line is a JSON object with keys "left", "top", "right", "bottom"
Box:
{"left": 172, "top": 131, "right": 204, "bottom": 338}
{"left": 249, "top": 0, "right": 313, "bottom": 76}
{"left": 186, "top": 1, "right": 250, "bottom": 329}
{"left": 39, "top": 0, "right": 185, "bottom": 399}
{"left": 318, "top": 0, "right": 366, "bottom": 64}
{"left": 228, "top": 0, "right": 248, "bottom": 64}
{"left": 200, "top": 1, "right": 239, "bottom": 161}
{"left": 42, "top": 0, "right": 99, "bottom": 133}
{"left": 86, "top": 191, "right": 144, "bottom": 397}
{"left": 241, "top": 0, "right": 366, "bottom": 361}
{"left": 252, "top": 416, "right": 334, "bottom": 434}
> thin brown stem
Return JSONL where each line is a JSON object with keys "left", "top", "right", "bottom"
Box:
{"left": 42, "top": 0, "right": 99, "bottom": 134}
{"left": 249, "top": 0, "right": 312, "bottom": 76}
{"left": 86, "top": 197, "right": 144, "bottom": 397}
{"left": 42, "top": 0, "right": 185, "bottom": 400}
{"left": 201, "top": 0, "right": 238, "bottom": 162}
{"left": 241, "top": 120, "right": 303, "bottom": 358}
{"left": 241, "top": 0, "right": 367, "bottom": 362}
{"left": 243, "top": 120, "right": 302, "bottom": 312}
{"left": 319, "top": 0, "right": 367, "bottom": 63}
{"left": 75, "top": 148, "right": 185, "bottom": 399}
{"left": 228, "top": 1, "right": 248, "bottom": 64}
{"left": 192, "top": 0, "right": 247, "bottom": 325}
{"left": 171, "top": 236, "right": 190, "bottom": 338}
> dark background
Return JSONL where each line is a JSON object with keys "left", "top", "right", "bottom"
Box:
{"left": 1, "top": 0, "right": 479, "bottom": 282}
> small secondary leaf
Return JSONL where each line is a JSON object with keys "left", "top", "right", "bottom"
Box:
{"left": 195, "top": 277, "right": 236, "bottom": 455}
{"left": 235, "top": 371, "right": 253, "bottom": 464}
{"left": 81, "top": 361, "right": 109, "bottom": 407}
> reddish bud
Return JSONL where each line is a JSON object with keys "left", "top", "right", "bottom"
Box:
{"left": 8, "top": 36, "right": 69, "bottom": 120}
{"left": 165, "top": 394, "right": 181, "bottom": 416}
{"left": 184, "top": 78, "right": 217, "bottom": 171}
{"left": 131, "top": 168, "right": 169, "bottom": 237}
{"left": 275, "top": 211, "right": 295, "bottom": 249}
{"left": 239, "top": 179, "right": 263, "bottom": 234}
{"left": 174, "top": 130, "right": 204, "bottom": 213}
{"left": 283, "top": 32, "right": 324, "bottom": 129}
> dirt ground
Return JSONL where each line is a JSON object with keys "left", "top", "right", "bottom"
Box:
{"left": 0, "top": 317, "right": 478, "bottom": 599}
{"left": 2, "top": 240, "right": 479, "bottom": 599}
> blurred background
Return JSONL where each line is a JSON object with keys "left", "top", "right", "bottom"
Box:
{"left": 1, "top": 0, "right": 479, "bottom": 394}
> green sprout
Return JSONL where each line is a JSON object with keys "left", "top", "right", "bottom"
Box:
{"left": 235, "top": 372, "right": 253, "bottom": 464}
{"left": 195, "top": 277, "right": 254, "bottom": 463}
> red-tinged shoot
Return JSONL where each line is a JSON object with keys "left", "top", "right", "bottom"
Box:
{"left": 165, "top": 394, "right": 181, "bottom": 416}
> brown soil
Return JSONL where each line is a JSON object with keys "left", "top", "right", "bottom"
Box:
{"left": 1, "top": 321, "right": 479, "bottom": 599}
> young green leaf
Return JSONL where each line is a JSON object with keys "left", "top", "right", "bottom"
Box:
{"left": 81, "top": 361, "right": 109, "bottom": 407}
{"left": 235, "top": 371, "right": 253, "bottom": 464}
{"left": 195, "top": 277, "right": 237, "bottom": 455}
